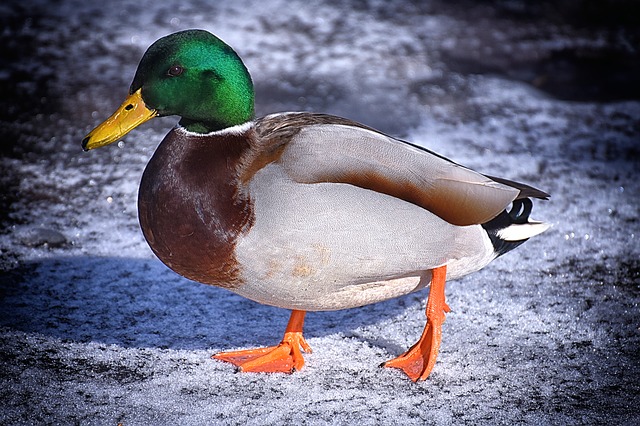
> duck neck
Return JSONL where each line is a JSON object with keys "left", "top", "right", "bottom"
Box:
{"left": 179, "top": 67, "right": 255, "bottom": 134}
{"left": 179, "top": 118, "right": 235, "bottom": 134}
{"left": 178, "top": 85, "right": 254, "bottom": 133}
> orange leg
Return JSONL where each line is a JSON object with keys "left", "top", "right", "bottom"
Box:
{"left": 212, "top": 310, "right": 312, "bottom": 374}
{"left": 383, "top": 265, "right": 450, "bottom": 381}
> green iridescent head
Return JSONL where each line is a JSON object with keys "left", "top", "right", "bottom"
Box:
{"left": 132, "top": 29, "right": 254, "bottom": 132}
{"left": 83, "top": 29, "right": 254, "bottom": 149}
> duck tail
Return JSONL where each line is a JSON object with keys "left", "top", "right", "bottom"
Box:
{"left": 482, "top": 198, "right": 550, "bottom": 257}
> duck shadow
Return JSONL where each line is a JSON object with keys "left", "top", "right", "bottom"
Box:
{"left": 0, "top": 256, "right": 419, "bottom": 354}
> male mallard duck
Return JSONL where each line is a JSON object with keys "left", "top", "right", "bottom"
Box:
{"left": 83, "top": 29, "right": 549, "bottom": 381}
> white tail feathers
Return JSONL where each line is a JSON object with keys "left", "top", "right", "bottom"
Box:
{"left": 496, "top": 220, "right": 551, "bottom": 242}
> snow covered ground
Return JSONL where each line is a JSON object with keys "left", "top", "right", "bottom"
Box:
{"left": 1, "top": 0, "right": 639, "bottom": 424}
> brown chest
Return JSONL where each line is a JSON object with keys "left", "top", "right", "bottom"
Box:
{"left": 137, "top": 128, "right": 253, "bottom": 288}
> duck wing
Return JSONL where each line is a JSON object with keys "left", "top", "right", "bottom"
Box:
{"left": 248, "top": 112, "right": 545, "bottom": 226}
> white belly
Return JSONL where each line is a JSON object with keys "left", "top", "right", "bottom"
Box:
{"left": 233, "top": 164, "right": 496, "bottom": 311}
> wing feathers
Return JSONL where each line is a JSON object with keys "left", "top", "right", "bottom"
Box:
{"left": 251, "top": 113, "right": 538, "bottom": 226}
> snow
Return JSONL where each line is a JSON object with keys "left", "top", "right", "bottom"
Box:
{"left": 1, "top": 0, "right": 639, "bottom": 424}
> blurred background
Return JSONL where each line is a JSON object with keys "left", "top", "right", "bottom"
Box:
{"left": 0, "top": 0, "right": 638, "bottom": 424}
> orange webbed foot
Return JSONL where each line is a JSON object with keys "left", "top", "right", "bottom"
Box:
{"left": 212, "top": 310, "right": 312, "bottom": 374}
{"left": 383, "top": 265, "right": 449, "bottom": 381}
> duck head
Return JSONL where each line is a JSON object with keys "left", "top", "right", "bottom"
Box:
{"left": 82, "top": 29, "right": 254, "bottom": 150}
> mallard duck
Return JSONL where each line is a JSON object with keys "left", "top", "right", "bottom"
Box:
{"left": 82, "top": 29, "right": 549, "bottom": 382}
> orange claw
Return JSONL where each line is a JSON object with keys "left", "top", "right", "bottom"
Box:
{"left": 212, "top": 310, "right": 312, "bottom": 373}
{"left": 383, "top": 265, "right": 450, "bottom": 381}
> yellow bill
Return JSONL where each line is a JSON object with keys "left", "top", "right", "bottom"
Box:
{"left": 82, "top": 88, "right": 158, "bottom": 151}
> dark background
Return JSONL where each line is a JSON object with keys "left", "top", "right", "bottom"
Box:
{"left": 1, "top": 1, "right": 639, "bottom": 424}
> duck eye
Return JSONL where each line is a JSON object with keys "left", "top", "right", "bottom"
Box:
{"left": 167, "top": 65, "right": 184, "bottom": 77}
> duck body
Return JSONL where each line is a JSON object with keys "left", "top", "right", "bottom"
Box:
{"left": 139, "top": 111, "right": 539, "bottom": 311}
{"left": 83, "top": 30, "right": 549, "bottom": 381}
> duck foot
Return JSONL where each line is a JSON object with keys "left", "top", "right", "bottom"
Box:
{"left": 383, "top": 265, "right": 449, "bottom": 381}
{"left": 212, "top": 310, "right": 312, "bottom": 373}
